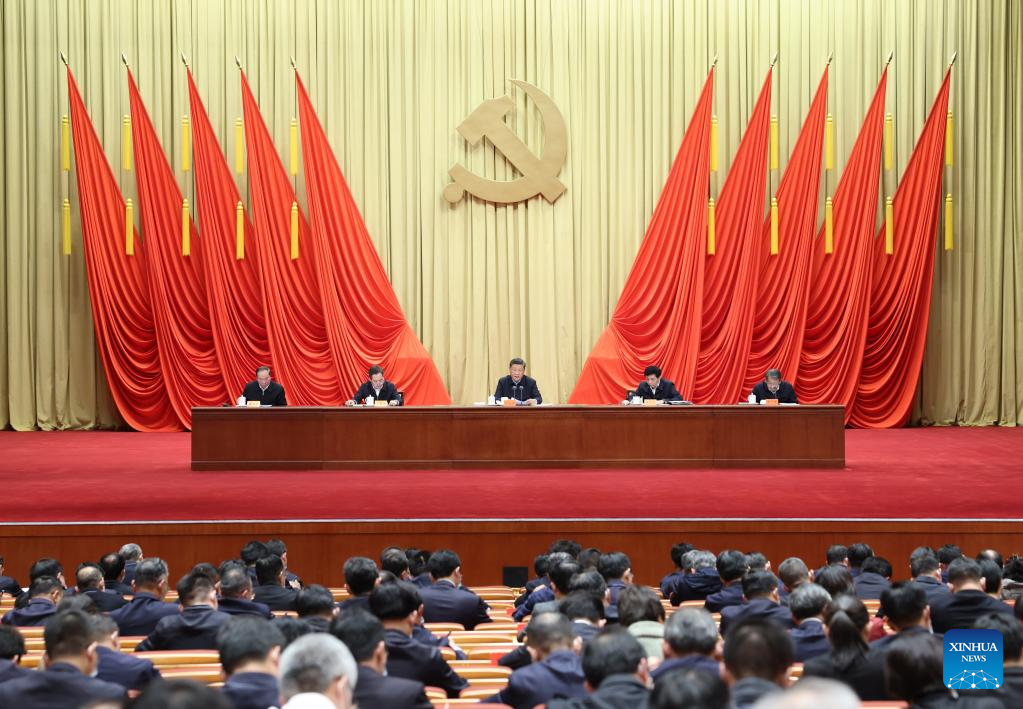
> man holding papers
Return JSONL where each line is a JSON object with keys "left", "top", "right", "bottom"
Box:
{"left": 633, "top": 365, "right": 682, "bottom": 403}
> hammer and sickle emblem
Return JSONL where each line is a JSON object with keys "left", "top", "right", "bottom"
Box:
{"left": 443, "top": 80, "right": 568, "bottom": 205}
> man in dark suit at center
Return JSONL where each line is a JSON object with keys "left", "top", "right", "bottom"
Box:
{"left": 252, "top": 554, "right": 299, "bottom": 612}
{"left": 93, "top": 615, "right": 160, "bottom": 691}
{"left": 494, "top": 357, "right": 542, "bottom": 405}
{"left": 109, "top": 557, "right": 179, "bottom": 637}
{"left": 218, "top": 616, "right": 285, "bottom": 709}
{"left": 929, "top": 557, "right": 1014, "bottom": 634}
{"left": 631, "top": 365, "right": 683, "bottom": 403}
{"left": 419, "top": 549, "right": 491, "bottom": 630}
{"left": 787, "top": 582, "right": 831, "bottom": 662}
{"left": 135, "top": 571, "right": 231, "bottom": 651}
{"left": 240, "top": 365, "right": 287, "bottom": 406}
{"left": 719, "top": 570, "right": 795, "bottom": 635}
{"left": 853, "top": 556, "right": 893, "bottom": 601}
{"left": 751, "top": 368, "right": 798, "bottom": 404}
{"left": 1, "top": 576, "right": 62, "bottom": 627}
{"left": 218, "top": 564, "right": 273, "bottom": 619}
{"left": 704, "top": 550, "right": 749, "bottom": 613}
{"left": 346, "top": 365, "right": 403, "bottom": 406}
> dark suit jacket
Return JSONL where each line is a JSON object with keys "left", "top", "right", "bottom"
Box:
{"left": 853, "top": 572, "right": 892, "bottom": 601}
{"left": 221, "top": 671, "right": 281, "bottom": 709}
{"left": 494, "top": 375, "right": 542, "bottom": 404}
{"left": 351, "top": 379, "right": 403, "bottom": 405}
{"left": 751, "top": 380, "right": 798, "bottom": 403}
{"left": 484, "top": 649, "right": 587, "bottom": 709}
{"left": 241, "top": 380, "right": 287, "bottom": 406}
{"left": 135, "top": 604, "right": 231, "bottom": 651}
{"left": 109, "top": 592, "right": 180, "bottom": 637}
{"left": 0, "top": 661, "right": 127, "bottom": 708}
{"left": 719, "top": 598, "right": 795, "bottom": 635}
{"left": 911, "top": 575, "right": 951, "bottom": 607}
{"left": 650, "top": 654, "right": 720, "bottom": 682}
{"left": 252, "top": 583, "right": 299, "bottom": 612}
{"left": 338, "top": 595, "right": 371, "bottom": 614}
{"left": 383, "top": 628, "right": 468, "bottom": 698}
{"left": 633, "top": 379, "right": 682, "bottom": 402}
{"left": 964, "top": 665, "right": 1023, "bottom": 708}
{"left": 354, "top": 664, "right": 432, "bottom": 709}
{"left": 80, "top": 588, "right": 127, "bottom": 612}
{"left": 1, "top": 597, "right": 57, "bottom": 627}
{"left": 105, "top": 580, "right": 134, "bottom": 596}
{"left": 218, "top": 596, "right": 273, "bottom": 619}
{"left": 704, "top": 581, "right": 744, "bottom": 612}
{"left": 547, "top": 673, "right": 650, "bottom": 709}
{"left": 660, "top": 570, "right": 683, "bottom": 599}
{"left": 122, "top": 561, "right": 138, "bottom": 587}
{"left": 790, "top": 619, "right": 830, "bottom": 662}
{"left": 96, "top": 645, "right": 160, "bottom": 690}
{"left": 803, "top": 649, "right": 888, "bottom": 701}
{"left": 572, "top": 622, "right": 599, "bottom": 644}
{"left": 0, "top": 659, "right": 30, "bottom": 685}
{"left": 419, "top": 579, "right": 491, "bottom": 630}
{"left": 513, "top": 585, "right": 555, "bottom": 621}
{"left": 670, "top": 567, "right": 723, "bottom": 606}
{"left": 0, "top": 575, "right": 24, "bottom": 599}
{"left": 929, "top": 589, "right": 1014, "bottom": 634}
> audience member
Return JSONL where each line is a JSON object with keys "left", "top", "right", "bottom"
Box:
{"left": 135, "top": 571, "right": 231, "bottom": 651}
{"left": 936, "top": 544, "right": 963, "bottom": 584}
{"left": 109, "top": 557, "right": 178, "bottom": 636}
{"left": 659, "top": 542, "right": 694, "bottom": 599}
{"left": 240, "top": 541, "right": 270, "bottom": 579}
{"left": 266, "top": 538, "right": 303, "bottom": 590}
{"left": 650, "top": 667, "right": 728, "bottom": 709}
{"left": 0, "top": 556, "right": 24, "bottom": 601}
{"left": 92, "top": 614, "right": 160, "bottom": 690}
{"left": 131, "top": 678, "right": 231, "bottom": 709}
{"left": 722, "top": 618, "right": 792, "bottom": 709}
{"left": 274, "top": 617, "right": 314, "bottom": 650}
{"left": 754, "top": 677, "right": 859, "bottom": 709}
{"left": 719, "top": 570, "right": 793, "bottom": 635}
{"left": 803, "top": 593, "right": 887, "bottom": 700}
{"left": 99, "top": 552, "right": 133, "bottom": 596}
{"left": 816, "top": 545, "right": 849, "bottom": 577}
{"left": 515, "top": 552, "right": 575, "bottom": 621}
{"left": 339, "top": 557, "right": 378, "bottom": 614}
{"left": 705, "top": 550, "right": 748, "bottom": 612}
{"left": 597, "top": 552, "right": 634, "bottom": 609}
{"left": 885, "top": 632, "right": 1002, "bottom": 708}
{"left": 219, "top": 564, "right": 273, "bottom": 619}
{"left": 547, "top": 627, "right": 650, "bottom": 709}
{"left": 618, "top": 585, "right": 666, "bottom": 661}
{"left": 846, "top": 543, "right": 874, "bottom": 579}
{"left": 873, "top": 582, "right": 932, "bottom": 651}
{"left": 0, "top": 625, "right": 29, "bottom": 684}
{"left": 1001, "top": 555, "right": 1023, "bottom": 601}
{"left": 972, "top": 612, "right": 1023, "bottom": 706}
{"left": 558, "top": 591, "right": 605, "bottom": 645}
{"left": 978, "top": 559, "right": 1003, "bottom": 599}
{"left": 2, "top": 575, "right": 63, "bottom": 626}
{"left": 777, "top": 557, "right": 812, "bottom": 596}
{"left": 670, "top": 550, "right": 722, "bottom": 605}
{"left": 787, "top": 583, "right": 831, "bottom": 662}
{"left": 279, "top": 633, "right": 357, "bottom": 709}
{"left": 252, "top": 554, "right": 299, "bottom": 612}
{"left": 57, "top": 593, "right": 99, "bottom": 616}
{"left": 814, "top": 564, "right": 854, "bottom": 599}
{"left": 578, "top": 547, "right": 602, "bottom": 571}
{"left": 513, "top": 553, "right": 549, "bottom": 608}
{"left": 531, "top": 560, "right": 582, "bottom": 616}
{"left": 651, "top": 607, "right": 720, "bottom": 682}
{"left": 218, "top": 616, "right": 285, "bottom": 709}
{"left": 908, "top": 552, "right": 950, "bottom": 606}
{"left": 297, "top": 585, "right": 339, "bottom": 633}
{"left": 405, "top": 548, "right": 433, "bottom": 588}
{"left": 929, "top": 557, "right": 1013, "bottom": 634}
{"left": 118, "top": 543, "right": 143, "bottom": 587}
{"left": 418, "top": 549, "right": 491, "bottom": 629}
{"left": 852, "top": 556, "right": 892, "bottom": 600}
{"left": 380, "top": 546, "right": 413, "bottom": 582}
{"left": 75, "top": 562, "right": 127, "bottom": 612}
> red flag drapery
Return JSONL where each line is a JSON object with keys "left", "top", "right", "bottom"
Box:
{"left": 295, "top": 74, "right": 451, "bottom": 404}
{"left": 797, "top": 69, "right": 888, "bottom": 420}
{"left": 851, "top": 72, "right": 951, "bottom": 428}
{"left": 127, "top": 71, "right": 228, "bottom": 426}
{"left": 692, "top": 69, "right": 772, "bottom": 404}
{"left": 744, "top": 68, "right": 829, "bottom": 394}
{"left": 66, "top": 68, "right": 180, "bottom": 431}
{"left": 569, "top": 70, "right": 714, "bottom": 403}
{"left": 187, "top": 69, "right": 272, "bottom": 398}
{"left": 240, "top": 71, "right": 343, "bottom": 404}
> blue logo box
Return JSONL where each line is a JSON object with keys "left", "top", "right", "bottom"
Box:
{"left": 943, "top": 629, "right": 1003, "bottom": 690}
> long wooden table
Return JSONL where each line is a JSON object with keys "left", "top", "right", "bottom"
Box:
{"left": 191, "top": 405, "right": 844, "bottom": 470}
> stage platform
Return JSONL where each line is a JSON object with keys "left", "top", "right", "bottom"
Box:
{"left": 2, "top": 427, "right": 1021, "bottom": 587}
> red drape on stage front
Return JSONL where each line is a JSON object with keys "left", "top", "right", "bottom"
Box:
{"left": 127, "top": 71, "right": 228, "bottom": 427}
{"left": 851, "top": 72, "right": 951, "bottom": 428}
{"left": 797, "top": 69, "right": 888, "bottom": 420}
{"left": 569, "top": 70, "right": 714, "bottom": 404}
{"left": 744, "top": 68, "right": 829, "bottom": 394}
{"left": 295, "top": 74, "right": 451, "bottom": 404}
{"left": 240, "top": 71, "right": 343, "bottom": 404}
{"left": 692, "top": 70, "right": 772, "bottom": 404}
{"left": 66, "top": 69, "right": 180, "bottom": 431}
{"left": 187, "top": 69, "right": 273, "bottom": 399}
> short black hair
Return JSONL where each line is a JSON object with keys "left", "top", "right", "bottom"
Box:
{"left": 380, "top": 548, "right": 409, "bottom": 577}
{"left": 777, "top": 558, "right": 810, "bottom": 590}
{"left": 426, "top": 549, "right": 460, "bottom": 579}
{"left": 741, "top": 571, "right": 777, "bottom": 600}
{"left": 716, "top": 550, "right": 749, "bottom": 583}
{"left": 568, "top": 570, "right": 608, "bottom": 600}
{"left": 644, "top": 365, "right": 662, "bottom": 377}
{"left": 885, "top": 632, "right": 946, "bottom": 701}
{"left": 343, "top": 557, "right": 379, "bottom": 595}
{"left": 0, "top": 625, "right": 26, "bottom": 660}
{"left": 509, "top": 357, "right": 526, "bottom": 368}
{"left": 241, "top": 540, "right": 270, "bottom": 566}
{"left": 910, "top": 553, "right": 940, "bottom": 578}
{"left": 29, "top": 575, "right": 63, "bottom": 599}
{"left": 979, "top": 559, "right": 1002, "bottom": 595}
{"left": 581, "top": 627, "right": 646, "bottom": 687}
{"left": 131, "top": 678, "right": 232, "bottom": 709}
{"left": 723, "top": 618, "right": 793, "bottom": 680}
{"left": 29, "top": 558, "right": 63, "bottom": 582}
{"left": 861, "top": 556, "right": 892, "bottom": 578}
{"left": 558, "top": 591, "right": 605, "bottom": 623}
{"left": 549, "top": 561, "right": 582, "bottom": 594}
{"left": 405, "top": 548, "right": 430, "bottom": 577}
{"left": 44, "top": 609, "right": 94, "bottom": 658}
{"left": 745, "top": 552, "right": 769, "bottom": 571}
{"left": 547, "top": 539, "right": 582, "bottom": 558}
{"left": 369, "top": 581, "right": 420, "bottom": 620}
{"left": 825, "top": 545, "right": 848, "bottom": 565}
{"left": 76, "top": 562, "right": 104, "bottom": 591}
{"left": 330, "top": 609, "right": 384, "bottom": 662}
{"left": 974, "top": 612, "right": 1022, "bottom": 661}
{"left": 57, "top": 594, "right": 98, "bottom": 616}
{"left": 617, "top": 585, "right": 665, "bottom": 626}
{"left": 947, "top": 557, "right": 982, "bottom": 585}
{"left": 788, "top": 583, "right": 831, "bottom": 622}
{"left": 651, "top": 667, "right": 730, "bottom": 709}
{"left": 846, "top": 543, "right": 874, "bottom": 569}
{"left": 670, "top": 543, "right": 694, "bottom": 569}
{"left": 1004, "top": 556, "right": 1023, "bottom": 582}
{"left": 879, "top": 582, "right": 927, "bottom": 627}
{"left": 815, "top": 565, "right": 854, "bottom": 598}
{"left": 265, "top": 539, "right": 287, "bottom": 557}
{"left": 99, "top": 552, "right": 125, "bottom": 581}
{"left": 90, "top": 614, "right": 119, "bottom": 641}
{"left": 368, "top": 365, "right": 384, "bottom": 377}
{"left": 177, "top": 572, "right": 216, "bottom": 606}
{"left": 135, "top": 558, "right": 169, "bottom": 589}
{"left": 191, "top": 562, "right": 220, "bottom": 584}
{"left": 533, "top": 554, "right": 550, "bottom": 577}
{"left": 273, "top": 617, "right": 313, "bottom": 650}
{"left": 220, "top": 567, "right": 253, "bottom": 599}
{"left": 217, "top": 616, "right": 285, "bottom": 675}
{"left": 297, "top": 585, "right": 336, "bottom": 617}
{"left": 597, "top": 552, "right": 631, "bottom": 581}
{"left": 937, "top": 544, "right": 962, "bottom": 565}
{"left": 577, "top": 548, "right": 601, "bottom": 570}
{"left": 255, "top": 555, "right": 285, "bottom": 586}
{"left": 525, "top": 612, "right": 575, "bottom": 654}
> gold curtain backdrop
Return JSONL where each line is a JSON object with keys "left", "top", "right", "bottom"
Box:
{"left": 0, "top": 0, "right": 1019, "bottom": 429}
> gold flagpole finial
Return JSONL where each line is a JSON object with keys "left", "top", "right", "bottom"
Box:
{"left": 885, "top": 50, "right": 894, "bottom": 67}
{"left": 711, "top": 54, "right": 718, "bottom": 69}
{"left": 827, "top": 51, "right": 833, "bottom": 66}
{"left": 235, "top": 56, "right": 242, "bottom": 70}
{"left": 948, "top": 51, "right": 958, "bottom": 68}
{"left": 121, "top": 52, "right": 129, "bottom": 68}
{"left": 770, "top": 52, "right": 778, "bottom": 68}
{"left": 60, "top": 51, "right": 69, "bottom": 67}
{"left": 181, "top": 52, "right": 189, "bottom": 68}
{"left": 290, "top": 56, "right": 297, "bottom": 71}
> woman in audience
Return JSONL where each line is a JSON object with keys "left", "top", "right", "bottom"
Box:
{"left": 802, "top": 594, "right": 887, "bottom": 700}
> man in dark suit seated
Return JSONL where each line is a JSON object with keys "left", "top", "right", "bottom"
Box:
{"left": 558, "top": 592, "right": 603, "bottom": 645}
{"left": 218, "top": 565, "right": 273, "bottom": 619}
{"left": 2, "top": 575, "right": 63, "bottom": 627}
{"left": 92, "top": 615, "right": 160, "bottom": 690}
{"left": 266, "top": 538, "right": 304, "bottom": 590}
{"left": 119, "top": 543, "right": 143, "bottom": 587}
{"left": 937, "top": 544, "right": 963, "bottom": 584}
{"left": 278, "top": 633, "right": 358, "bottom": 708}
{"left": 0, "top": 556, "right": 24, "bottom": 603}
{"left": 370, "top": 580, "right": 468, "bottom": 697}
{"left": 240, "top": 365, "right": 287, "bottom": 406}
{"left": 670, "top": 550, "right": 723, "bottom": 606}
{"left": 929, "top": 557, "right": 1013, "bottom": 634}
{"left": 885, "top": 632, "right": 1003, "bottom": 709}
{"left": 846, "top": 543, "right": 874, "bottom": 579}
{"left": 252, "top": 554, "right": 299, "bottom": 612}
{"left": 74, "top": 563, "right": 126, "bottom": 613}
{"left": 0, "top": 625, "right": 29, "bottom": 685}
{"left": 380, "top": 546, "right": 413, "bottom": 582}
{"left": 659, "top": 543, "right": 694, "bottom": 599}
{"left": 330, "top": 609, "right": 432, "bottom": 709}
{"left": 777, "top": 557, "right": 814, "bottom": 599}
{"left": 517, "top": 554, "right": 551, "bottom": 607}
{"left": 0, "top": 610, "right": 127, "bottom": 707}
{"left": 297, "top": 584, "right": 338, "bottom": 633}
{"left": 532, "top": 561, "right": 582, "bottom": 617}
{"left": 513, "top": 551, "right": 573, "bottom": 621}
{"left": 485, "top": 613, "right": 587, "bottom": 708}
{"left": 494, "top": 357, "right": 542, "bottom": 405}
{"left": 547, "top": 628, "right": 651, "bottom": 709}
{"left": 908, "top": 550, "right": 951, "bottom": 607}
{"left": 722, "top": 619, "right": 792, "bottom": 708}
{"left": 704, "top": 550, "right": 749, "bottom": 612}
{"left": 99, "top": 551, "right": 134, "bottom": 596}
{"left": 419, "top": 549, "right": 491, "bottom": 630}
{"left": 338, "top": 556, "right": 379, "bottom": 614}
{"left": 852, "top": 556, "right": 892, "bottom": 601}
{"left": 650, "top": 608, "right": 720, "bottom": 681}
{"left": 815, "top": 544, "right": 849, "bottom": 578}
{"left": 719, "top": 571, "right": 795, "bottom": 635}
{"left": 109, "top": 557, "right": 179, "bottom": 637}
{"left": 787, "top": 582, "right": 831, "bottom": 662}
{"left": 631, "top": 365, "right": 683, "bottom": 403}
{"left": 346, "top": 364, "right": 403, "bottom": 406}
{"left": 14, "top": 558, "right": 66, "bottom": 610}
{"left": 750, "top": 368, "right": 798, "bottom": 404}
{"left": 598, "top": 552, "right": 634, "bottom": 613}
{"left": 135, "top": 571, "right": 230, "bottom": 651}
{"left": 972, "top": 613, "right": 1023, "bottom": 706}
{"left": 218, "top": 616, "right": 285, "bottom": 709}
{"left": 871, "top": 582, "right": 935, "bottom": 651}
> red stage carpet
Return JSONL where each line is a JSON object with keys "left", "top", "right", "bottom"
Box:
{"left": 2, "top": 428, "right": 1021, "bottom": 524}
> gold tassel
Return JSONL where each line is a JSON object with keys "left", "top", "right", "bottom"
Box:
{"left": 235, "top": 201, "right": 245, "bottom": 260}
{"left": 707, "top": 198, "right": 716, "bottom": 255}
{"left": 290, "top": 118, "right": 299, "bottom": 175}
{"left": 824, "top": 197, "right": 833, "bottom": 254}
{"left": 945, "top": 111, "right": 953, "bottom": 166}
{"left": 62, "top": 198, "right": 71, "bottom": 255}
{"left": 770, "top": 198, "right": 779, "bottom": 255}
{"left": 125, "top": 198, "right": 134, "bottom": 255}
{"left": 181, "top": 115, "right": 191, "bottom": 172}
{"left": 944, "top": 193, "right": 953, "bottom": 251}
{"left": 290, "top": 201, "right": 299, "bottom": 260}
{"left": 825, "top": 113, "right": 834, "bottom": 170}
{"left": 181, "top": 198, "right": 190, "bottom": 256}
{"left": 885, "top": 197, "right": 894, "bottom": 255}
{"left": 61, "top": 115, "right": 71, "bottom": 171}
{"left": 710, "top": 115, "right": 718, "bottom": 172}
{"left": 122, "top": 115, "right": 132, "bottom": 171}
{"left": 770, "top": 115, "right": 779, "bottom": 170}
{"left": 884, "top": 112, "right": 893, "bottom": 171}
{"left": 235, "top": 117, "right": 244, "bottom": 174}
